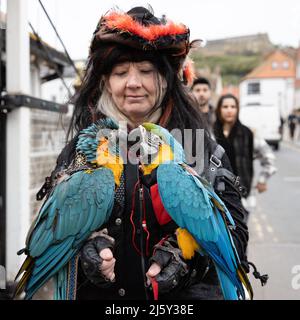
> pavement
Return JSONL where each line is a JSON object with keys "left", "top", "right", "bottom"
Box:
{"left": 247, "top": 141, "right": 300, "bottom": 300}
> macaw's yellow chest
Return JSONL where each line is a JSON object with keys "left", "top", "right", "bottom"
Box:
{"left": 93, "top": 138, "right": 123, "bottom": 187}
{"left": 141, "top": 144, "right": 174, "bottom": 175}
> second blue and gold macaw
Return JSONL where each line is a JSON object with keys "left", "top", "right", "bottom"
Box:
{"left": 137, "top": 123, "right": 253, "bottom": 300}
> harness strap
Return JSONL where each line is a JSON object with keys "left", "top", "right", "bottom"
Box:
{"left": 208, "top": 144, "right": 225, "bottom": 186}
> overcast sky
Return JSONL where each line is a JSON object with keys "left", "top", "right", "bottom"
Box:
{"left": 6, "top": 0, "right": 300, "bottom": 60}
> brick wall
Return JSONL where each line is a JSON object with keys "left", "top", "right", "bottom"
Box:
{"left": 29, "top": 109, "right": 70, "bottom": 221}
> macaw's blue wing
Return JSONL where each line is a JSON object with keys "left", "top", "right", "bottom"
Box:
{"left": 15, "top": 168, "right": 115, "bottom": 299}
{"left": 156, "top": 163, "right": 245, "bottom": 300}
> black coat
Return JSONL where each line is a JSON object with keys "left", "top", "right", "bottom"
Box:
{"left": 49, "top": 132, "right": 249, "bottom": 300}
{"left": 214, "top": 120, "right": 254, "bottom": 198}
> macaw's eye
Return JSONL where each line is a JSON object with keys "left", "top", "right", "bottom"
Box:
{"left": 153, "top": 136, "right": 160, "bottom": 143}
{"left": 104, "top": 131, "right": 113, "bottom": 140}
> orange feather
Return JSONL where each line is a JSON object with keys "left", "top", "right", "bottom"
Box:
{"left": 104, "top": 12, "right": 188, "bottom": 41}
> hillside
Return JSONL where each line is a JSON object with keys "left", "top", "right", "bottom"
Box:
{"left": 190, "top": 52, "right": 263, "bottom": 85}
{"left": 190, "top": 33, "right": 276, "bottom": 86}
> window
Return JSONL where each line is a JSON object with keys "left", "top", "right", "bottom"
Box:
{"left": 282, "top": 61, "right": 289, "bottom": 69}
{"left": 247, "top": 82, "right": 260, "bottom": 95}
{"left": 272, "top": 61, "right": 279, "bottom": 69}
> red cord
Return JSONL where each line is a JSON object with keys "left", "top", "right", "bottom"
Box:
{"left": 142, "top": 219, "right": 150, "bottom": 257}
{"left": 130, "top": 181, "right": 161, "bottom": 300}
{"left": 130, "top": 183, "right": 151, "bottom": 257}
{"left": 142, "top": 186, "right": 150, "bottom": 257}
{"left": 130, "top": 181, "right": 141, "bottom": 255}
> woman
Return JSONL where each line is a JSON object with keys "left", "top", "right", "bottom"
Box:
{"left": 214, "top": 94, "right": 254, "bottom": 199}
{"left": 17, "top": 7, "right": 251, "bottom": 300}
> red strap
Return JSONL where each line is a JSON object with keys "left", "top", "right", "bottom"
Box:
{"left": 151, "top": 278, "right": 159, "bottom": 300}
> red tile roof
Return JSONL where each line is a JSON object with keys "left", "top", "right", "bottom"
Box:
{"left": 244, "top": 50, "right": 295, "bottom": 79}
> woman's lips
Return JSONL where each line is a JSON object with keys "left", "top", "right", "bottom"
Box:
{"left": 125, "top": 95, "right": 145, "bottom": 102}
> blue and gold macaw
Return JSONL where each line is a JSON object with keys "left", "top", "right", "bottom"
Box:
{"left": 15, "top": 118, "right": 123, "bottom": 299}
{"left": 137, "top": 123, "right": 253, "bottom": 300}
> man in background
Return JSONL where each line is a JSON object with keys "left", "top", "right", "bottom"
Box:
{"left": 191, "top": 77, "right": 215, "bottom": 133}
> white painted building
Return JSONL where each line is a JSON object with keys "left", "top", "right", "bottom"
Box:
{"left": 0, "top": 0, "right": 76, "bottom": 289}
{"left": 239, "top": 50, "right": 296, "bottom": 120}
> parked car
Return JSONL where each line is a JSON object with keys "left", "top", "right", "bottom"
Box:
{"left": 239, "top": 103, "right": 282, "bottom": 150}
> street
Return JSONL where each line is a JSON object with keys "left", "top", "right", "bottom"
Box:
{"left": 247, "top": 141, "right": 300, "bottom": 299}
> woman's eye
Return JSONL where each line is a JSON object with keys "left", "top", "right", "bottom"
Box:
{"left": 114, "top": 71, "right": 126, "bottom": 76}
{"left": 112, "top": 68, "right": 127, "bottom": 76}
{"left": 141, "top": 69, "right": 153, "bottom": 74}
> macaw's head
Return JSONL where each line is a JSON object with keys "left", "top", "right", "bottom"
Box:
{"left": 76, "top": 118, "right": 124, "bottom": 186}
{"left": 94, "top": 128, "right": 124, "bottom": 186}
{"left": 133, "top": 123, "right": 184, "bottom": 175}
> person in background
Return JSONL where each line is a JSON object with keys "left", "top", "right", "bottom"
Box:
{"left": 245, "top": 134, "right": 277, "bottom": 210}
{"left": 214, "top": 94, "right": 277, "bottom": 221}
{"left": 297, "top": 108, "right": 300, "bottom": 141}
{"left": 191, "top": 77, "right": 215, "bottom": 133}
{"left": 214, "top": 94, "right": 254, "bottom": 201}
{"left": 254, "top": 136, "right": 277, "bottom": 193}
{"left": 288, "top": 109, "right": 298, "bottom": 141}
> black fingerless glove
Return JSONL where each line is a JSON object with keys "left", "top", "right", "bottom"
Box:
{"left": 149, "top": 235, "right": 189, "bottom": 294}
{"left": 80, "top": 230, "right": 115, "bottom": 287}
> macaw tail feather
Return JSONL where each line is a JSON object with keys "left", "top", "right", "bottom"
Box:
{"left": 215, "top": 265, "right": 239, "bottom": 300}
{"left": 14, "top": 255, "right": 33, "bottom": 281}
{"left": 24, "top": 240, "right": 75, "bottom": 299}
{"left": 237, "top": 264, "right": 253, "bottom": 300}
{"left": 14, "top": 256, "right": 34, "bottom": 298}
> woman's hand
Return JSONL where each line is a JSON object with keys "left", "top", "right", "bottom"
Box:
{"left": 146, "top": 262, "right": 161, "bottom": 285}
{"left": 99, "top": 248, "right": 116, "bottom": 281}
{"left": 80, "top": 229, "right": 116, "bottom": 286}
{"left": 146, "top": 235, "right": 189, "bottom": 294}
{"left": 256, "top": 182, "right": 267, "bottom": 193}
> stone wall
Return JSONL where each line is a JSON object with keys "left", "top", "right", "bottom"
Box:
{"left": 201, "top": 33, "right": 274, "bottom": 56}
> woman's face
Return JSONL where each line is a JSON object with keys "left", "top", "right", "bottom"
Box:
{"left": 106, "top": 61, "right": 161, "bottom": 122}
{"left": 220, "top": 98, "right": 239, "bottom": 125}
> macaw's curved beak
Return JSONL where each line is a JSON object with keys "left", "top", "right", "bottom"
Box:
{"left": 127, "top": 126, "right": 162, "bottom": 167}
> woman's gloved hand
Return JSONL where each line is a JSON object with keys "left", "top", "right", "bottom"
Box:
{"left": 80, "top": 229, "right": 116, "bottom": 286}
{"left": 146, "top": 234, "right": 189, "bottom": 294}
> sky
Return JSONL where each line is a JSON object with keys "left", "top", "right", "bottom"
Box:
{"left": 3, "top": 0, "right": 300, "bottom": 60}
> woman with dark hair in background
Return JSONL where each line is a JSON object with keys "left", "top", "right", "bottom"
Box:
{"left": 15, "top": 7, "right": 254, "bottom": 300}
{"left": 214, "top": 94, "right": 278, "bottom": 216}
{"left": 213, "top": 94, "right": 254, "bottom": 208}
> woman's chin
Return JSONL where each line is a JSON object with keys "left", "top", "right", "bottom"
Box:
{"left": 224, "top": 118, "right": 236, "bottom": 125}
{"left": 123, "top": 108, "right": 151, "bottom": 121}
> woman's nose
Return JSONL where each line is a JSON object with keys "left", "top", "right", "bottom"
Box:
{"left": 126, "top": 70, "right": 142, "bottom": 88}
